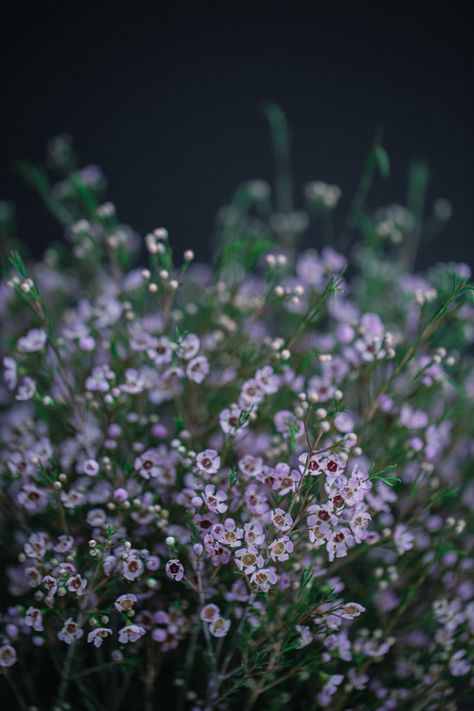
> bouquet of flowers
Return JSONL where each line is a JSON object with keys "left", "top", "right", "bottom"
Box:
{"left": 1, "top": 117, "right": 473, "bottom": 710}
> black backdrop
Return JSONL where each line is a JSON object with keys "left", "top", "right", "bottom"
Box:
{"left": 1, "top": 2, "right": 473, "bottom": 267}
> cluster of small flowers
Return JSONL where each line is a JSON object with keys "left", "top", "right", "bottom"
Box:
{"left": 0, "top": 141, "right": 473, "bottom": 710}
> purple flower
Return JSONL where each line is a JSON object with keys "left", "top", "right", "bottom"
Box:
{"left": 58, "top": 618, "right": 83, "bottom": 644}
{"left": 209, "top": 617, "right": 231, "bottom": 638}
{"left": 0, "top": 645, "right": 17, "bottom": 667}
{"left": 196, "top": 449, "right": 221, "bottom": 475}
{"left": 134, "top": 449, "right": 162, "bottom": 479}
{"left": 25, "top": 607, "right": 43, "bottom": 632}
{"left": 176, "top": 333, "right": 200, "bottom": 360}
{"left": 271, "top": 508, "right": 293, "bottom": 532}
{"left": 220, "top": 408, "right": 248, "bottom": 436}
{"left": 269, "top": 536, "right": 294, "bottom": 562}
{"left": 3, "top": 357, "right": 17, "bottom": 390}
{"left": 114, "top": 594, "right": 138, "bottom": 613}
{"left": 186, "top": 355, "right": 209, "bottom": 383}
{"left": 17, "top": 328, "right": 47, "bottom": 352}
{"left": 87, "top": 627, "right": 113, "bottom": 648}
{"left": 166, "top": 559, "right": 184, "bottom": 581}
{"left": 16, "top": 376, "right": 36, "bottom": 401}
{"left": 122, "top": 552, "right": 144, "bottom": 581}
{"left": 200, "top": 604, "right": 220, "bottom": 623}
{"left": 250, "top": 567, "right": 278, "bottom": 592}
{"left": 83, "top": 458, "right": 99, "bottom": 476}
{"left": 393, "top": 524, "right": 414, "bottom": 555}
{"left": 118, "top": 625, "right": 146, "bottom": 644}
{"left": 66, "top": 574, "right": 87, "bottom": 595}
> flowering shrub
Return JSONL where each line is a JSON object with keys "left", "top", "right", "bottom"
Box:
{"left": 0, "top": 128, "right": 474, "bottom": 710}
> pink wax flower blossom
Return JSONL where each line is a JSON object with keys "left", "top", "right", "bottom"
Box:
{"left": 250, "top": 567, "right": 278, "bottom": 592}
{"left": 134, "top": 449, "right": 162, "bottom": 479}
{"left": 338, "top": 602, "right": 366, "bottom": 620}
{"left": 25, "top": 607, "right": 43, "bottom": 632}
{"left": 255, "top": 365, "right": 279, "bottom": 394}
{"left": 220, "top": 408, "right": 248, "bottom": 435}
{"left": 298, "top": 451, "right": 323, "bottom": 476}
{"left": 202, "top": 484, "right": 228, "bottom": 514}
{"left": 196, "top": 449, "right": 221, "bottom": 474}
{"left": 58, "top": 619, "right": 84, "bottom": 644}
{"left": 209, "top": 616, "right": 231, "bottom": 638}
{"left": 0, "top": 645, "right": 17, "bottom": 667}
{"left": 166, "top": 559, "right": 184, "bottom": 581}
{"left": 83, "top": 458, "right": 99, "bottom": 476}
{"left": 66, "top": 574, "right": 88, "bottom": 595}
{"left": 269, "top": 535, "right": 294, "bottom": 562}
{"left": 16, "top": 376, "right": 36, "bottom": 401}
{"left": 17, "top": 328, "right": 47, "bottom": 352}
{"left": 3, "top": 357, "right": 17, "bottom": 390}
{"left": 393, "top": 524, "right": 414, "bottom": 555}
{"left": 115, "top": 594, "right": 138, "bottom": 613}
{"left": 176, "top": 333, "right": 200, "bottom": 361}
{"left": 235, "top": 547, "right": 264, "bottom": 574}
{"left": 147, "top": 337, "right": 173, "bottom": 365}
{"left": 271, "top": 508, "right": 293, "bottom": 532}
{"left": 186, "top": 355, "right": 210, "bottom": 383}
{"left": 87, "top": 627, "right": 113, "bottom": 648}
{"left": 118, "top": 625, "right": 146, "bottom": 644}
{"left": 200, "top": 604, "right": 220, "bottom": 623}
{"left": 122, "top": 553, "right": 144, "bottom": 581}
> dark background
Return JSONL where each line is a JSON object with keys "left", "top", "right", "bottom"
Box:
{"left": 0, "top": 2, "right": 473, "bottom": 268}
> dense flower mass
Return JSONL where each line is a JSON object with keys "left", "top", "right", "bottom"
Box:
{"left": 0, "top": 133, "right": 473, "bottom": 710}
